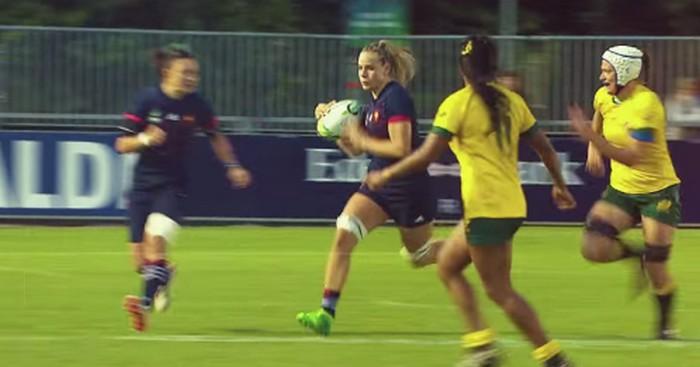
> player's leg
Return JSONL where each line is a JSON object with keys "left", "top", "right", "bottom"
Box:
{"left": 641, "top": 218, "right": 676, "bottom": 339}
{"left": 581, "top": 200, "right": 636, "bottom": 263}
{"left": 297, "top": 192, "right": 388, "bottom": 335}
{"left": 396, "top": 183, "right": 442, "bottom": 268}
{"left": 398, "top": 223, "right": 443, "bottom": 267}
{"left": 123, "top": 190, "right": 151, "bottom": 331}
{"left": 640, "top": 185, "right": 681, "bottom": 339}
{"left": 129, "top": 242, "right": 144, "bottom": 273}
{"left": 126, "top": 190, "right": 151, "bottom": 272}
{"left": 582, "top": 196, "right": 648, "bottom": 296}
{"left": 438, "top": 222, "right": 498, "bottom": 367}
{"left": 141, "top": 188, "right": 183, "bottom": 313}
{"left": 124, "top": 188, "right": 182, "bottom": 332}
{"left": 468, "top": 219, "right": 572, "bottom": 367}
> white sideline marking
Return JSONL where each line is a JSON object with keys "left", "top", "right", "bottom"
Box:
{"left": 107, "top": 335, "right": 700, "bottom": 349}
{"left": 0, "top": 266, "right": 72, "bottom": 278}
{"left": 2, "top": 334, "right": 696, "bottom": 350}
{"left": 374, "top": 300, "right": 452, "bottom": 310}
{"left": 111, "top": 335, "right": 456, "bottom": 346}
{"left": 0, "top": 251, "right": 373, "bottom": 256}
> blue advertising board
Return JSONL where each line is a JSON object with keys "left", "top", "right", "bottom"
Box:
{"left": 0, "top": 131, "right": 698, "bottom": 224}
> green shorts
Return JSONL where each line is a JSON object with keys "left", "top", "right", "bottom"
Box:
{"left": 601, "top": 184, "right": 681, "bottom": 227}
{"left": 466, "top": 218, "right": 525, "bottom": 246}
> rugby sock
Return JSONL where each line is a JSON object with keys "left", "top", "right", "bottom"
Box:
{"left": 321, "top": 289, "right": 340, "bottom": 317}
{"left": 141, "top": 260, "right": 170, "bottom": 310}
{"left": 655, "top": 282, "right": 676, "bottom": 332}
{"left": 532, "top": 340, "right": 562, "bottom": 364}
{"left": 462, "top": 328, "right": 496, "bottom": 349}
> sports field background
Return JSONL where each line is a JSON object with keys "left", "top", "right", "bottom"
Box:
{"left": 1, "top": 225, "right": 698, "bottom": 366}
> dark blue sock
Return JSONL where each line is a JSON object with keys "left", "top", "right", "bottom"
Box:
{"left": 141, "top": 260, "right": 170, "bottom": 309}
{"left": 321, "top": 289, "right": 340, "bottom": 317}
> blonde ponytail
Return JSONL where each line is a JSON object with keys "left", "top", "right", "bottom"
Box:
{"left": 362, "top": 40, "right": 416, "bottom": 86}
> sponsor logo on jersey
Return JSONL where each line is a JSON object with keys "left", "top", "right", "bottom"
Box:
{"left": 147, "top": 109, "right": 162, "bottom": 123}
{"left": 164, "top": 113, "right": 181, "bottom": 122}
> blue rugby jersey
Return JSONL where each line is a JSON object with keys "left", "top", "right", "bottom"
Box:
{"left": 119, "top": 86, "right": 219, "bottom": 191}
{"left": 362, "top": 81, "right": 424, "bottom": 178}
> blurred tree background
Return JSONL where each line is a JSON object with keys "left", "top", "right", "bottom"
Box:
{"left": 0, "top": 0, "right": 698, "bottom": 35}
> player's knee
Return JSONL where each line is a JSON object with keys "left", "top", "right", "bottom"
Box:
{"left": 483, "top": 284, "right": 512, "bottom": 306}
{"left": 580, "top": 242, "right": 608, "bottom": 262}
{"left": 437, "top": 242, "right": 468, "bottom": 276}
{"left": 145, "top": 212, "right": 180, "bottom": 244}
{"left": 336, "top": 213, "right": 368, "bottom": 241}
{"left": 581, "top": 218, "right": 619, "bottom": 262}
{"left": 644, "top": 244, "right": 671, "bottom": 263}
{"left": 584, "top": 217, "right": 619, "bottom": 240}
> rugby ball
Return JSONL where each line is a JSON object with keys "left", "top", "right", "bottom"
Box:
{"left": 316, "top": 99, "right": 361, "bottom": 139}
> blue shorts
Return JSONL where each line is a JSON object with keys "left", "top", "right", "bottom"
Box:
{"left": 127, "top": 187, "right": 185, "bottom": 243}
{"left": 358, "top": 176, "right": 435, "bottom": 228}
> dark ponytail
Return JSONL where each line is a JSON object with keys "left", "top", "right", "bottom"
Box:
{"left": 459, "top": 36, "right": 511, "bottom": 150}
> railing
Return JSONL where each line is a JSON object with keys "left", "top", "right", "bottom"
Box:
{"left": 1, "top": 26, "right": 699, "bottom": 133}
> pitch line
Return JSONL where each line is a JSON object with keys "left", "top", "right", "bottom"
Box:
{"left": 2, "top": 334, "right": 694, "bottom": 349}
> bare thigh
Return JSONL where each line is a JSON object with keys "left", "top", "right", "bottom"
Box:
{"left": 340, "top": 192, "right": 391, "bottom": 237}
{"left": 587, "top": 200, "right": 636, "bottom": 231}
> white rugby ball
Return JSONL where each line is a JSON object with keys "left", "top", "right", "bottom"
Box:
{"left": 316, "top": 99, "right": 361, "bottom": 139}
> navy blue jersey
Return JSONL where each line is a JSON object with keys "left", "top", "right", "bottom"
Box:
{"left": 362, "top": 81, "right": 422, "bottom": 175}
{"left": 119, "top": 86, "right": 219, "bottom": 191}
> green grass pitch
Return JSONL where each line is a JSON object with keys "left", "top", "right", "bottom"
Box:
{"left": 0, "top": 225, "right": 698, "bottom": 366}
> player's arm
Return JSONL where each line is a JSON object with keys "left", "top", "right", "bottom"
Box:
{"left": 384, "top": 132, "right": 449, "bottom": 179}
{"left": 115, "top": 109, "right": 166, "bottom": 154}
{"left": 208, "top": 132, "right": 242, "bottom": 167}
{"left": 584, "top": 109, "right": 606, "bottom": 176}
{"left": 115, "top": 93, "right": 166, "bottom": 154}
{"left": 115, "top": 134, "right": 148, "bottom": 154}
{"left": 366, "top": 96, "right": 455, "bottom": 189}
{"left": 587, "top": 132, "right": 648, "bottom": 167}
{"left": 570, "top": 105, "right": 648, "bottom": 167}
{"left": 347, "top": 118, "right": 412, "bottom": 158}
{"left": 591, "top": 109, "right": 603, "bottom": 133}
{"left": 199, "top": 101, "right": 252, "bottom": 188}
{"left": 523, "top": 126, "right": 577, "bottom": 210}
{"left": 115, "top": 125, "right": 166, "bottom": 153}
{"left": 207, "top": 131, "right": 252, "bottom": 188}
{"left": 523, "top": 127, "right": 567, "bottom": 188}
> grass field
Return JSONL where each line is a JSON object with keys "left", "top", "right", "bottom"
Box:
{"left": 0, "top": 225, "right": 698, "bottom": 366}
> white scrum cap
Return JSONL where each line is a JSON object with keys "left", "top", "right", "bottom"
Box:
{"left": 602, "top": 45, "right": 644, "bottom": 87}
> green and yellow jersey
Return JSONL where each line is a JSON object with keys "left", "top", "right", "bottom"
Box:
{"left": 593, "top": 85, "right": 680, "bottom": 194}
{"left": 432, "top": 83, "right": 536, "bottom": 219}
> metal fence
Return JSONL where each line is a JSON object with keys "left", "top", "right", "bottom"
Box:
{"left": 1, "top": 26, "right": 699, "bottom": 133}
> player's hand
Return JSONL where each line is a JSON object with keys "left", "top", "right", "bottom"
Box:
{"left": 314, "top": 100, "right": 336, "bottom": 120}
{"left": 568, "top": 105, "right": 596, "bottom": 142}
{"left": 551, "top": 185, "right": 576, "bottom": 210}
{"left": 365, "top": 170, "right": 390, "bottom": 190}
{"left": 227, "top": 166, "right": 252, "bottom": 188}
{"left": 144, "top": 124, "right": 167, "bottom": 146}
{"left": 343, "top": 120, "right": 367, "bottom": 152}
{"left": 586, "top": 144, "right": 605, "bottom": 177}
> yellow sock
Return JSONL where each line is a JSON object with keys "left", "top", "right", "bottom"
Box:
{"left": 462, "top": 328, "right": 495, "bottom": 349}
{"left": 532, "top": 340, "right": 561, "bottom": 362}
{"left": 654, "top": 281, "right": 677, "bottom": 296}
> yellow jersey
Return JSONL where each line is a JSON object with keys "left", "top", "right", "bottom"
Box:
{"left": 593, "top": 85, "right": 680, "bottom": 194}
{"left": 432, "top": 84, "right": 536, "bottom": 219}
